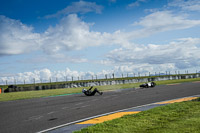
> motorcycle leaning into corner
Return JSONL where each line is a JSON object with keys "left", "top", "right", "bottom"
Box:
{"left": 139, "top": 82, "right": 156, "bottom": 88}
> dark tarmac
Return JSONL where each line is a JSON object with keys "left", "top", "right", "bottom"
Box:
{"left": 0, "top": 82, "right": 200, "bottom": 133}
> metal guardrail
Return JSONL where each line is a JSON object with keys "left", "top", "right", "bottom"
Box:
{"left": 3, "top": 73, "right": 200, "bottom": 93}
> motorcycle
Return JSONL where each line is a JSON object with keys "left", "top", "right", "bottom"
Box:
{"left": 140, "top": 82, "right": 156, "bottom": 88}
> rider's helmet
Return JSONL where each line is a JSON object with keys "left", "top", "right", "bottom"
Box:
{"left": 82, "top": 88, "right": 87, "bottom": 93}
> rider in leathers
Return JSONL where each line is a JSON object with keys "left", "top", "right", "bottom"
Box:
{"left": 82, "top": 86, "right": 103, "bottom": 96}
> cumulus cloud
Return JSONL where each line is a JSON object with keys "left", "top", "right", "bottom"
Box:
{"left": 0, "top": 14, "right": 111, "bottom": 58}
{"left": 0, "top": 68, "right": 104, "bottom": 84}
{"left": 0, "top": 15, "right": 41, "bottom": 56}
{"left": 168, "top": 0, "right": 200, "bottom": 12}
{"left": 104, "top": 37, "right": 200, "bottom": 71}
{"left": 45, "top": 0, "right": 103, "bottom": 19}
{"left": 1, "top": 11, "right": 200, "bottom": 57}
{"left": 1, "top": 10, "right": 200, "bottom": 76}
{"left": 133, "top": 11, "right": 200, "bottom": 33}
{"left": 41, "top": 14, "right": 109, "bottom": 54}
{"left": 0, "top": 14, "right": 127, "bottom": 57}
{"left": 0, "top": 68, "right": 52, "bottom": 84}
{"left": 118, "top": 11, "right": 200, "bottom": 43}
{"left": 1, "top": 37, "right": 200, "bottom": 85}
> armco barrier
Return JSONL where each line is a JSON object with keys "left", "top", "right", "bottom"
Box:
{"left": 3, "top": 73, "right": 200, "bottom": 93}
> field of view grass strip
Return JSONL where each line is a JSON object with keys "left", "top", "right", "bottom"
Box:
{"left": 74, "top": 98, "right": 200, "bottom": 133}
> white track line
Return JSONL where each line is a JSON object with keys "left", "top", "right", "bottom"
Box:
{"left": 37, "top": 94, "right": 200, "bottom": 133}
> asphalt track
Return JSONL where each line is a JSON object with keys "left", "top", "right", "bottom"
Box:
{"left": 0, "top": 82, "right": 200, "bottom": 133}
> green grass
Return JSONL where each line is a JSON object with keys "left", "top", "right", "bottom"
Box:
{"left": 155, "top": 77, "right": 200, "bottom": 85}
{"left": 0, "top": 83, "right": 141, "bottom": 102}
{"left": 0, "top": 78, "right": 199, "bottom": 102}
{"left": 74, "top": 98, "right": 200, "bottom": 133}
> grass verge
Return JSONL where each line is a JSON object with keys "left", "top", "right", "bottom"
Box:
{"left": 0, "top": 78, "right": 199, "bottom": 102}
{"left": 0, "top": 83, "right": 141, "bottom": 102}
{"left": 74, "top": 97, "right": 200, "bottom": 133}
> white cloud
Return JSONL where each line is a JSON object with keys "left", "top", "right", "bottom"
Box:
{"left": 39, "top": 68, "right": 52, "bottom": 79}
{"left": 127, "top": 0, "right": 147, "bottom": 8}
{"left": 0, "top": 68, "right": 102, "bottom": 84}
{"left": 119, "top": 11, "right": 200, "bottom": 43}
{"left": 0, "top": 15, "right": 41, "bottom": 56}
{"left": 45, "top": 0, "right": 103, "bottom": 19}
{"left": 133, "top": 11, "right": 200, "bottom": 32}
{"left": 1, "top": 11, "right": 200, "bottom": 57}
{"left": 1, "top": 69, "right": 52, "bottom": 84}
{"left": 0, "top": 63, "right": 180, "bottom": 85}
{"left": 1, "top": 10, "right": 200, "bottom": 73}
{"left": 41, "top": 14, "right": 107, "bottom": 54}
{"left": 168, "top": 0, "right": 200, "bottom": 12}
{"left": 104, "top": 37, "right": 200, "bottom": 71}
{"left": 1, "top": 35, "right": 200, "bottom": 85}
{"left": 0, "top": 14, "right": 111, "bottom": 59}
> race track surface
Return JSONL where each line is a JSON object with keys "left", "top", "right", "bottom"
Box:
{"left": 0, "top": 82, "right": 200, "bottom": 133}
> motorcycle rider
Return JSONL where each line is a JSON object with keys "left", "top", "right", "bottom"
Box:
{"left": 82, "top": 86, "right": 103, "bottom": 96}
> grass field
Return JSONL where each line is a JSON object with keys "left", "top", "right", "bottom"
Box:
{"left": 74, "top": 98, "right": 200, "bottom": 133}
{"left": 0, "top": 78, "right": 200, "bottom": 102}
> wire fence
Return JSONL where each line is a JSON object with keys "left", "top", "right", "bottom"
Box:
{"left": 0, "top": 70, "right": 199, "bottom": 86}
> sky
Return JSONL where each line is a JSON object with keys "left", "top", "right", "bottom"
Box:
{"left": 0, "top": 0, "right": 200, "bottom": 84}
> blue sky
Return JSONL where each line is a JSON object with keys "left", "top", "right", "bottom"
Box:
{"left": 0, "top": 0, "right": 200, "bottom": 84}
